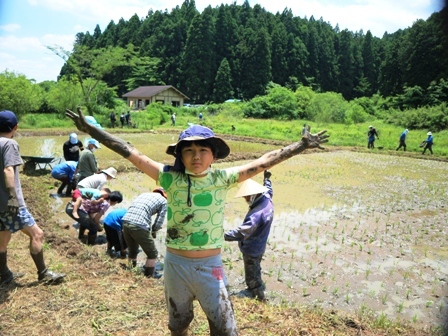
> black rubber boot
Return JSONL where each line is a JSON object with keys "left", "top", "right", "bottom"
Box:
{"left": 87, "top": 234, "right": 97, "bottom": 246}
{"left": 57, "top": 182, "right": 67, "bottom": 194}
{"left": 144, "top": 266, "right": 162, "bottom": 279}
{"left": 144, "top": 266, "right": 155, "bottom": 277}
{"left": 31, "top": 250, "right": 47, "bottom": 275}
{"left": 78, "top": 227, "right": 86, "bottom": 240}
{"left": 0, "top": 251, "right": 8, "bottom": 275}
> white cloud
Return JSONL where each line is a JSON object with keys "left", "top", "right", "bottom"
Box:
{"left": 0, "top": 24, "right": 21, "bottom": 33}
{"left": 0, "top": 35, "right": 44, "bottom": 52}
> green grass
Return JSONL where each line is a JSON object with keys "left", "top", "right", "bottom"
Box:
{"left": 18, "top": 110, "right": 448, "bottom": 156}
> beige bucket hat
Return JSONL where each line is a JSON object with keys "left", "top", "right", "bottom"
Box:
{"left": 234, "top": 179, "right": 268, "bottom": 198}
{"left": 101, "top": 167, "right": 117, "bottom": 179}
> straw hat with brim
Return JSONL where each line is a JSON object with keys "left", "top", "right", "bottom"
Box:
{"left": 234, "top": 179, "right": 268, "bottom": 198}
{"left": 101, "top": 167, "right": 117, "bottom": 179}
{"left": 166, "top": 125, "right": 230, "bottom": 159}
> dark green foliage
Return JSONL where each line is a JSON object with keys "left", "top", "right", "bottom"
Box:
{"left": 41, "top": 1, "right": 447, "bottom": 128}
{"left": 386, "top": 103, "right": 448, "bottom": 132}
{"left": 213, "top": 58, "right": 233, "bottom": 103}
{"left": 242, "top": 85, "right": 298, "bottom": 120}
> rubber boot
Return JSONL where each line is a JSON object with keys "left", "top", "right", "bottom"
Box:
{"left": 171, "top": 328, "right": 188, "bottom": 336}
{"left": 57, "top": 182, "right": 67, "bottom": 195}
{"left": 31, "top": 250, "right": 47, "bottom": 275}
{"left": 87, "top": 234, "right": 97, "bottom": 246}
{"left": 0, "top": 251, "right": 8, "bottom": 275}
{"left": 78, "top": 227, "right": 86, "bottom": 240}
{"left": 144, "top": 266, "right": 155, "bottom": 277}
{"left": 65, "top": 183, "right": 74, "bottom": 197}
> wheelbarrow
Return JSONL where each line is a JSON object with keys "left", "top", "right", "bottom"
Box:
{"left": 21, "top": 156, "right": 61, "bottom": 172}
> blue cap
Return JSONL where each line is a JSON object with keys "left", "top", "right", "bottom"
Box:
{"left": 87, "top": 139, "right": 101, "bottom": 148}
{"left": 0, "top": 110, "right": 18, "bottom": 132}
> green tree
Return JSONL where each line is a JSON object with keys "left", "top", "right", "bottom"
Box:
{"left": 239, "top": 19, "right": 271, "bottom": 99}
{"left": 182, "top": 9, "right": 216, "bottom": 103}
{"left": 212, "top": 58, "right": 233, "bottom": 103}
{"left": 45, "top": 77, "right": 83, "bottom": 114}
{"left": 0, "top": 70, "right": 44, "bottom": 117}
{"left": 361, "top": 31, "right": 377, "bottom": 96}
{"left": 49, "top": 44, "right": 140, "bottom": 115}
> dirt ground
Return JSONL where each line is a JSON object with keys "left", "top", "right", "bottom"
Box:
{"left": 57, "top": 149, "right": 448, "bottom": 332}
{"left": 1, "top": 132, "right": 447, "bottom": 335}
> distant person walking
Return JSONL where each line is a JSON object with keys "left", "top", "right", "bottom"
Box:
{"left": 367, "top": 126, "right": 379, "bottom": 149}
{"left": 301, "top": 124, "right": 307, "bottom": 136}
{"left": 396, "top": 129, "right": 409, "bottom": 151}
{"left": 422, "top": 132, "right": 434, "bottom": 155}
{"left": 198, "top": 112, "right": 203, "bottom": 121}
{"left": 120, "top": 113, "right": 125, "bottom": 128}
{"left": 109, "top": 112, "right": 117, "bottom": 128}
{"left": 63, "top": 133, "right": 84, "bottom": 162}
{"left": 125, "top": 111, "right": 131, "bottom": 126}
{"left": 171, "top": 113, "right": 176, "bottom": 126}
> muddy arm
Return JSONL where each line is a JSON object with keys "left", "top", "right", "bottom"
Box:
{"left": 65, "top": 107, "right": 161, "bottom": 181}
{"left": 237, "top": 130, "right": 329, "bottom": 182}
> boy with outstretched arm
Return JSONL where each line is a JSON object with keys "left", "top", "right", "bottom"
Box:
{"left": 66, "top": 107, "right": 328, "bottom": 336}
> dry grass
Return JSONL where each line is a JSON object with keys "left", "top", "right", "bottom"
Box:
{"left": 0, "top": 166, "right": 441, "bottom": 336}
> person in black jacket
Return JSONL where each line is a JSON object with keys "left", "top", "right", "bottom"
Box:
{"left": 63, "top": 133, "right": 84, "bottom": 161}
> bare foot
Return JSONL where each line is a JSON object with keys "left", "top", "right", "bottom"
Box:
{"left": 72, "top": 211, "right": 79, "bottom": 219}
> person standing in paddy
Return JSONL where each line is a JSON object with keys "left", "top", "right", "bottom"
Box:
{"left": 225, "top": 170, "right": 274, "bottom": 302}
{"left": 65, "top": 107, "right": 329, "bottom": 336}
{"left": 63, "top": 132, "right": 84, "bottom": 162}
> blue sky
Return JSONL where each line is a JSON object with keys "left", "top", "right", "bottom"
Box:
{"left": 0, "top": 0, "right": 444, "bottom": 83}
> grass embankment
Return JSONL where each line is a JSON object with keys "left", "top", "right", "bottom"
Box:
{"left": 0, "top": 155, "right": 442, "bottom": 335}
{"left": 19, "top": 110, "right": 448, "bottom": 157}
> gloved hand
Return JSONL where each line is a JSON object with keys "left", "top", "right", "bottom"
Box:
{"left": 152, "top": 231, "right": 157, "bottom": 239}
{"left": 264, "top": 170, "right": 271, "bottom": 179}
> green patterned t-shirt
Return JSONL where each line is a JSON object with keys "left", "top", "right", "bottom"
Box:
{"left": 158, "top": 167, "right": 239, "bottom": 250}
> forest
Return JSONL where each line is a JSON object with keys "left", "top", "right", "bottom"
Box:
{"left": 1, "top": 0, "right": 447, "bottom": 131}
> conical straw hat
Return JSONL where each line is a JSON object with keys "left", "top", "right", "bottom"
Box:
{"left": 234, "top": 179, "right": 268, "bottom": 198}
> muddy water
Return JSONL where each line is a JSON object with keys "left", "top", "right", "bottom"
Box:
{"left": 18, "top": 135, "right": 448, "bottom": 330}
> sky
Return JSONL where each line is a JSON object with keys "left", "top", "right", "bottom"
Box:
{"left": 0, "top": 0, "right": 445, "bottom": 83}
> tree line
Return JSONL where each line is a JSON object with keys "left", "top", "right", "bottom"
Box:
{"left": 63, "top": 0, "right": 448, "bottom": 105}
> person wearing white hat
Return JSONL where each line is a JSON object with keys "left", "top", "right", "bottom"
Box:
{"left": 396, "top": 129, "right": 409, "bottom": 151}
{"left": 76, "top": 138, "right": 101, "bottom": 182}
{"left": 224, "top": 170, "right": 273, "bottom": 302}
{"left": 77, "top": 167, "right": 117, "bottom": 190}
{"left": 422, "top": 131, "right": 434, "bottom": 155}
{"left": 63, "top": 132, "right": 84, "bottom": 161}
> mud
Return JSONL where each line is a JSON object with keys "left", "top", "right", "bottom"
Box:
{"left": 18, "top": 134, "right": 448, "bottom": 331}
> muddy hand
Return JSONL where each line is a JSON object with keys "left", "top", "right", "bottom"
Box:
{"left": 65, "top": 107, "right": 91, "bottom": 133}
{"left": 303, "top": 130, "right": 329, "bottom": 150}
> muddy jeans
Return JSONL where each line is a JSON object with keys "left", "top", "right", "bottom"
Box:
{"left": 243, "top": 253, "right": 264, "bottom": 290}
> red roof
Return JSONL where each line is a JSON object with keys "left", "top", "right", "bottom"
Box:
{"left": 122, "top": 86, "right": 189, "bottom": 99}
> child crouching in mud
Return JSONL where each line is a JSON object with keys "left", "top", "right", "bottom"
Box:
{"left": 66, "top": 107, "right": 329, "bottom": 336}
